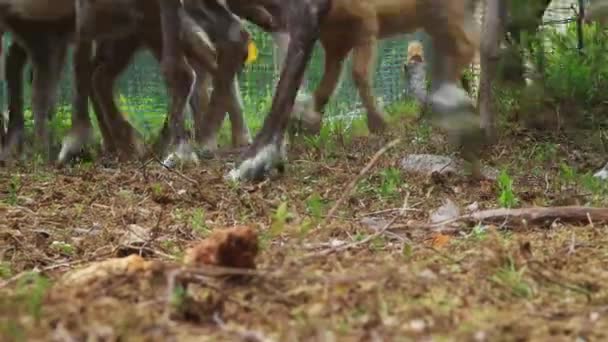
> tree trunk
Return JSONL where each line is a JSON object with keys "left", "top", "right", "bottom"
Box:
{"left": 478, "top": 0, "right": 506, "bottom": 141}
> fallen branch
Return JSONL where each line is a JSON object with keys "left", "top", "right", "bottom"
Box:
{"left": 414, "top": 206, "right": 608, "bottom": 230}
{"left": 466, "top": 206, "right": 608, "bottom": 226}
{"left": 305, "top": 192, "right": 410, "bottom": 259}
{"left": 321, "top": 138, "right": 401, "bottom": 228}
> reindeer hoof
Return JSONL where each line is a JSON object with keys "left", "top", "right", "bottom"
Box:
{"left": 162, "top": 142, "right": 200, "bottom": 168}
{"left": 367, "top": 114, "right": 387, "bottom": 134}
{"left": 594, "top": 163, "right": 608, "bottom": 180}
{"left": 57, "top": 127, "right": 93, "bottom": 166}
{"left": 290, "top": 92, "right": 322, "bottom": 135}
{"left": 226, "top": 141, "right": 287, "bottom": 183}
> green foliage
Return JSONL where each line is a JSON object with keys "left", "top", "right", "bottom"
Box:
{"left": 490, "top": 256, "right": 534, "bottom": 299}
{"left": 190, "top": 208, "right": 211, "bottom": 237}
{"left": 497, "top": 169, "right": 519, "bottom": 208}
{"left": 378, "top": 167, "right": 403, "bottom": 199}
{"left": 559, "top": 162, "right": 577, "bottom": 184}
{"left": 169, "top": 284, "right": 187, "bottom": 310}
{"left": 7, "top": 175, "right": 21, "bottom": 206}
{"left": 50, "top": 241, "right": 75, "bottom": 256}
{"left": 305, "top": 193, "right": 325, "bottom": 221}
{"left": 269, "top": 202, "right": 291, "bottom": 237}
{"left": 541, "top": 22, "right": 608, "bottom": 112}
{"left": 15, "top": 272, "right": 51, "bottom": 324}
{"left": 468, "top": 224, "right": 488, "bottom": 242}
{"left": 150, "top": 183, "right": 164, "bottom": 197}
{"left": 0, "top": 262, "right": 12, "bottom": 279}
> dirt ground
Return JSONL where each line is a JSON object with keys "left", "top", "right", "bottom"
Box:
{"left": 1, "top": 118, "right": 608, "bottom": 341}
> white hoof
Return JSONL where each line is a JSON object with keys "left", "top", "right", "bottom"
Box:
{"left": 594, "top": 162, "right": 608, "bottom": 180}
{"left": 226, "top": 140, "right": 287, "bottom": 182}
{"left": 430, "top": 83, "right": 474, "bottom": 113}
{"left": 291, "top": 92, "right": 322, "bottom": 133}
{"left": 57, "top": 128, "right": 93, "bottom": 164}
{"left": 162, "top": 142, "right": 200, "bottom": 168}
{"left": 200, "top": 133, "right": 219, "bottom": 152}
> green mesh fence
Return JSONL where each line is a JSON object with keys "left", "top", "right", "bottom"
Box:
{"left": 0, "top": 27, "right": 433, "bottom": 137}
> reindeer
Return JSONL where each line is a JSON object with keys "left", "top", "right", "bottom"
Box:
{"left": 208, "top": 0, "right": 485, "bottom": 182}
{"left": 0, "top": 0, "right": 251, "bottom": 166}
{"left": 72, "top": 0, "right": 253, "bottom": 166}
{"left": 282, "top": 0, "right": 482, "bottom": 137}
{"left": 0, "top": 5, "right": 76, "bottom": 162}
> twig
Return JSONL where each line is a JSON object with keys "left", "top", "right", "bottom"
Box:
{"left": 0, "top": 259, "right": 90, "bottom": 289}
{"left": 406, "top": 206, "right": 608, "bottom": 230}
{"left": 320, "top": 138, "right": 401, "bottom": 228}
{"left": 213, "top": 312, "right": 275, "bottom": 342}
{"left": 152, "top": 155, "right": 199, "bottom": 187}
{"left": 307, "top": 192, "right": 410, "bottom": 259}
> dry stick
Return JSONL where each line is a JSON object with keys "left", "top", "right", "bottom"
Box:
{"left": 141, "top": 141, "right": 200, "bottom": 187}
{"left": 320, "top": 138, "right": 402, "bottom": 228}
{"left": 0, "top": 259, "right": 91, "bottom": 289}
{"left": 466, "top": 206, "right": 608, "bottom": 225}
{"left": 152, "top": 154, "right": 200, "bottom": 186}
{"left": 406, "top": 206, "right": 608, "bottom": 230}
{"left": 306, "top": 192, "right": 410, "bottom": 259}
{"left": 213, "top": 312, "right": 274, "bottom": 342}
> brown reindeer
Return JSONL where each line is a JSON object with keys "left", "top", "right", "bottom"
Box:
{"left": 287, "top": 0, "right": 482, "bottom": 136}
{"left": 214, "top": 0, "right": 485, "bottom": 182}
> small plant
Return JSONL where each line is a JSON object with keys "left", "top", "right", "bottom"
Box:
{"left": 305, "top": 192, "right": 325, "bottom": 221}
{"left": 269, "top": 201, "right": 291, "bottom": 237}
{"left": 378, "top": 167, "right": 402, "bottom": 199}
{"left": 412, "top": 121, "right": 432, "bottom": 145}
{"left": 161, "top": 240, "right": 183, "bottom": 259}
{"left": 490, "top": 256, "right": 533, "bottom": 299}
{"left": 469, "top": 224, "right": 488, "bottom": 241}
{"left": 7, "top": 175, "right": 21, "bottom": 206}
{"left": 169, "top": 284, "right": 187, "bottom": 311}
{"left": 497, "top": 169, "right": 519, "bottom": 208}
{"left": 190, "top": 208, "right": 211, "bottom": 236}
{"left": 533, "top": 142, "right": 558, "bottom": 164}
{"left": 298, "top": 217, "right": 315, "bottom": 238}
{"left": 150, "top": 183, "right": 164, "bottom": 197}
{"left": 558, "top": 162, "right": 577, "bottom": 185}
{"left": 0, "top": 262, "right": 12, "bottom": 279}
{"left": 16, "top": 272, "right": 50, "bottom": 324}
{"left": 50, "top": 241, "right": 75, "bottom": 256}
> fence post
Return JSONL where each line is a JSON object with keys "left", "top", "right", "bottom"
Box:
{"left": 577, "top": 0, "right": 585, "bottom": 53}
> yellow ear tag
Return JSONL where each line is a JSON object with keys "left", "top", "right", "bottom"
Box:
{"left": 246, "top": 41, "right": 258, "bottom": 65}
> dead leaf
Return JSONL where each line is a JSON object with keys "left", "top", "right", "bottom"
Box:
{"left": 430, "top": 233, "right": 451, "bottom": 249}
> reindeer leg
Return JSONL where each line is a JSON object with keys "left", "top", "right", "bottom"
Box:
{"left": 91, "top": 38, "right": 144, "bottom": 160}
{"left": 29, "top": 35, "right": 68, "bottom": 162}
{"left": 180, "top": 1, "right": 250, "bottom": 154}
{"left": 158, "top": 0, "right": 197, "bottom": 168}
{"left": 228, "top": 0, "right": 331, "bottom": 182}
{"left": 57, "top": 40, "right": 95, "bottom": 165}
{"left": 351, "top": 36, "right": 387, "bottom": 133}
{"left": 425, "top": 2, "right": 484, "bottom": 177}
{"left": 226, "top": 74, "right": 251, "bottom": 148}
{"left": 0, "top": 42, "right": 27, "bottom": 162}
{"left": 292, "top": 41, "right": 350, "bottom": 135}
{"left": 196, "top": 39, "right": 249, "bottom": 153}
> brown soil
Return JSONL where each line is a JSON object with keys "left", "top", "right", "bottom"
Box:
{"left": 1, "top": 119, "right": 607, "bottom": 341}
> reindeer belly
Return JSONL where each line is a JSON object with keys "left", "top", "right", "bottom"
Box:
{"left": 0, "top": 0, "right": 74, "bottom": 20}
{"left": 326, "top": 0, "right": 420, "bottom": 39}
{"left": 376, "top": 1, "right": 419, "bottom": 38}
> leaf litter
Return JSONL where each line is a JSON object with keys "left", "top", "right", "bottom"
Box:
{"left": 1, "top": 125, "right": 608, "bottom": 341}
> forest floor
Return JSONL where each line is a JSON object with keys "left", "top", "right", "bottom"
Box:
{"left": 1, "top": 114, "right": 608, "bottom": 341}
